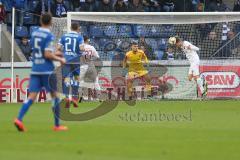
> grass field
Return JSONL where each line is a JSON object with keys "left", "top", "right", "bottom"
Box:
{"left": 0, "top": 100, "right": 240, "bottom": 160}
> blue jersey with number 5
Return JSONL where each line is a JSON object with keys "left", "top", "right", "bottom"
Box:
{"left": 30, "top": 28, "right": 55, "bottom": 74}
{"left": 58, "top": 31, "right": 83, "bottom": 62}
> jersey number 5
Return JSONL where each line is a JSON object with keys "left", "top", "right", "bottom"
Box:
{"left": 34, "top": 38, "right": 42, "bottom": 58}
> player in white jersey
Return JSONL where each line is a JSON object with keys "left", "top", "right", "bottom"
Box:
{"left": 168, "top": 37, "right": 208, "bottom": 97}
{"left": 79, "top": 36, "right": 101, "bottom": 100}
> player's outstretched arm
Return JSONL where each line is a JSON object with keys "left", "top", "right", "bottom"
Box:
{"left": 191, "top": 44, "right": 200, "bottom": 51}
{"left": 186, "top": 42, "right": 200, "bottom": 51}
{"left": 44, "top": 50, "right": 66, "bottom": 65}
{"left": 122, "top": 55, "right": 128, "bottom": 68}
{"left": 55, "top": 44, "right": 63, "bottom": 57}
{"left": 142, "top": 52, "right": 149, "bottom": 64}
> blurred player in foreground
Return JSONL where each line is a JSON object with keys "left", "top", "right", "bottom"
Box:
{"left": 79, "top": 36, "right": 101, "bottom": 101}
{"left": 14, "top": 13, "right": 67, "bottom": 132}
{"left": 168, "top": 36, "right": 208, "bottom": 97}
{"left": 123, "top": 41, "right": 152, "bottom": 99}
{"left": 57, "top": 23, "right": 84, "bottom": 108}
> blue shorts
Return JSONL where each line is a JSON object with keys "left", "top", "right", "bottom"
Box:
{"left": 62, "top": 64, "right": 80, "bottom": 78}
{"left": 29, "top": 74, "right": 57, "bottom": 93}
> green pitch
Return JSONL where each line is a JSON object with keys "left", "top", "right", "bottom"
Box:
{"left": 0, "top": 100, "right": 240, "bottom": 160}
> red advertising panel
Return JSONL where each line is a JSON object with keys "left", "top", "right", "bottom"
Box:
{"left": 200, "top": 66, "right": 240, "bottom": 98}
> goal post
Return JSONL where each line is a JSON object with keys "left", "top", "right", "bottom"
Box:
{"left": 54, "top": 12, "right": 240, "bottom": 100}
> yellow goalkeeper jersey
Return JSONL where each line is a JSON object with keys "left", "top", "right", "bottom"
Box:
{"left": 125, "top": 49, "right": 148, "bottom": 72}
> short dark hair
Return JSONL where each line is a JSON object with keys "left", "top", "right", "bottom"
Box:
{"left": 71, "top": 23, "right": 80, "bottom": 31}
{"left": 40, "top": 13, "right": 52, "bottom": 26}
{"left": 175, "top": 37, "right": 181, "bottom": 43}
{"left": 131, "top": 40, "right": 138, "bottom": 46}
{"left": 84, "top": 36, "right": 89, "bottom": 42}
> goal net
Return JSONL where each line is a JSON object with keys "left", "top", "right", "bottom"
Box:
{"left": 51, "top": 12, "right": 240, "bottom": 100}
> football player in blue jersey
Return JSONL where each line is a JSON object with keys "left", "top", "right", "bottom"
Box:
{"left": 57, "top": 23, "right": 84, "bottom": 108}
{"left": 14, "top": 13, "right": 68, "bottom": 132}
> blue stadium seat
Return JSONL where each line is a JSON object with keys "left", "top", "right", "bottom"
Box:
{"left": 163, "top": 25, "right": 175, "bottom": 37}
{"left": 14, "top": 0, "right": 25, "bottom": 9}
{"left": 118, "top": 25, "right": 132, "bottom": 37}
{"left": 148, "top": 26, "right": 160, "bottom": 37}
{"left": 89, "top": 39, "right": 100, "bottom": 51}
{"left": 154, "top": 50, "right": 164, "bottom": 60}
{"left": 133, "top": 25, "right": 149, "bottom": 37}
{"left": 117, "top": 39, "right": 131, "bottom": 51}
{"left": 111, "top": 51, "right": 125, "bottom": 61}
{"left": 89, "top": 25, "right": 104, "bottom": 38}
{"left": 145, "top": 38, "right": 158, "bottom": 50}
{"left": 107, "top": 51, "right": 118, "bottom": 60}
{"left": 30, "top": 26, "right": 39, "bottom": 35}
{"left": 98, "top": 38, "right": 117, "bottom": 51}
{"left": 104, "top": 25, "right": 118, "bottom": 37}
{"left": 80, "top": 26, "right": 88, "bottom": 36}
{"left": 158, "top": 39, "right": 167, "bottom": 50}
{"left": 15, "top": 26, "right": 29, "bottom": 38}
{"left": 23, "top": 12, "right": 36, "bottom": 25}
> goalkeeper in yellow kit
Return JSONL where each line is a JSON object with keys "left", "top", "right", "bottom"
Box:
{"left": 123, "top": 41, "right": 152, "bottom": 99}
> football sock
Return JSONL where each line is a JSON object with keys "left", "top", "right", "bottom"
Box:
{"left": 197, "top": 78, "right": 204, "bottom": 94}
{"left": 63, "top": 80, "right": 70, "bottom": 98}
{"left": 52, "top": 98, "right": 60, "bottom": 127}
{"left": 17, "top": 99, "right": 33, "bottom": 121}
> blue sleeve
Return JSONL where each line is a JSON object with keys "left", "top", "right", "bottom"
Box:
{"left": 45, "top": 34, "right": 55, "bottom": 52}
{"left": 78, "top": 36, "right": 84, "bottom": 45}
{"left": 58, "top": 35, "right": 64, "bottom": 46}
{"left": 30, "top": 36, "right": 34, "bottom": 50}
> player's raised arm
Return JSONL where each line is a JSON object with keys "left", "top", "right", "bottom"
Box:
{"left": 55, "top": 37, "right": 64, "bottom": 57}
{"left": 45, "top": 50, "right": 66, "bottom": 65}
{"left": 189, "top": 43, "right": 200, "bottom": 52}
{"left": 122, "top": 54, "right": 128, "bottom": 68}
{"left": 142, "top": 51, "right": 149, "bottom": 64}
{"left": 185, "top": 41, "right": 200, "bottom": 52}
{"left": 44, "top": 40, "right": 66, "bottom": 64}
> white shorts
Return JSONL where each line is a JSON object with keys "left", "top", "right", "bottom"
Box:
{"left": 188, "top": 63, "right": 200, "bottom": 76}
{"left": 80, "top": 64, "right": 100, "bottom": 90}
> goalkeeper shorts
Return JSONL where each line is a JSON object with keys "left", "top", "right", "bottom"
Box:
{"left": 126, "top": 70, "right": 148, "bottom": 80}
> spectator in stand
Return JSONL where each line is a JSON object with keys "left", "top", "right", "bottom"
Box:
{"left": 35, "top": 0, "right": 51, "bottom": 15}
{"left": 208, "top": 0, "right": 229, "bottom": 11}
{"left": 34, "top": 0, "right": 51, "bottom": 25}
{"left": 233, "top": 0, "right": 240, "bottom": 11}
{"left": 51, "top": 0, "right": 67, "bottom": 17}
{"left": 98, "top": 0, "right": 113, "bottom": 11}
{"left": 162, "top": 0, "right": 175, "bottom": 12}
{"left": 79, "top": 0, "right": 97, "bottom": 11}
{"left": 14, "top": 0, "right": 26, "bottom": 25}
{"left": 197, "top": 0, "right": 205, "bottom": 11}
{"left": 114, "top": 0, "right": 128, "bottom": 12}
{"left": 0, "top": 2, "right": 6, "bottom": 23}
{"left": 192, "top": 0, "right": 199, "bottom": 11}
{"left": 142, "top": 0, "right": 161, "bottom": 12}
{"left": 19, "top": 37, "right": 32, "bottom": 61}
{"left": 128, "top": 0, "right": 144, "bottom": 11}
{"left": 72, "top": 0, "right": 81, "bottom": 11}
